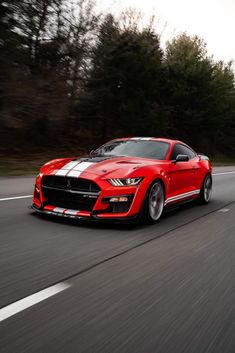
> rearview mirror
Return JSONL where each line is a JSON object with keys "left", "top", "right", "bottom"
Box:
{"left": 174, "top": 154, "right": 189, "bottom": 162}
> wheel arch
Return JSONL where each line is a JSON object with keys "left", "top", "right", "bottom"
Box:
{"left": 201, "top": 171, "right": 213, "bottom": 189}
{"left": 140, "top": 176, "right": 166, "bottom": 223}
{"left": 144, "top": 175, "right": 167, "bottom": 202}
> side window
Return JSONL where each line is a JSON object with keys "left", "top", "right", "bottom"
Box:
{"left": 170, "top": 144, "right": 196, "bottom": 160}
{"left": 170, "top": 144, "right": 183, "bottom": 160}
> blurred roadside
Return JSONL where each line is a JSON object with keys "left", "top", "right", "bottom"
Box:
{"left": 1, "top": 1, "right": 234, "bottom": 177}
{"left": 1, "top": 151, "right": 235, "bottom": 177}
{"left": 0, "top": 0, "right": 235, "bottom": 168}
{"left": 0, "top": 148, "right": 88, "bottom": 176}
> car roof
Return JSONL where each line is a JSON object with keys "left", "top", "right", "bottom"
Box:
{"left": 109, "top": 137, "right": 185, "bottom": 145}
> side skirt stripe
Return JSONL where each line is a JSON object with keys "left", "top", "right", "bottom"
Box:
{"left": 165, "top": 189, "right": 200, "bottom": 205}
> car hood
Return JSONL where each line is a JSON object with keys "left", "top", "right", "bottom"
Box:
{"left": 41, "top": 155, "right": 165, "bottom": 178}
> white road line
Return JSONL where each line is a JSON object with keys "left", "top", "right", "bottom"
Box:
{"left": 213, "top": 171, "right": 235, "bottom": 176}
{"left": 217, "top": 208, "right": 230, "bottom": 213}
{"left": 0, "top": 282, "right": 71, "bottom": 322}
{"left": 0, "top": 195, "right": 32, "bottom": 202}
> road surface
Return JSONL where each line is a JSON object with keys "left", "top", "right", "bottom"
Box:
{"left": 0, "top": 167, "right": 235, "bottom": 353}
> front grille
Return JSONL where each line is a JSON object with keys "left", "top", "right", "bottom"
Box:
{"left": 42, "top": 176, "right": 100, "bottom": 193}
{"left": 42, "top": 176, "right": 100, "bottom": 211}
{"left": 42, "top": 188, "right": 98, "bottom": 211}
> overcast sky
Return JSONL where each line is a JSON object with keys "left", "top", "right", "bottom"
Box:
{"left": 97, "top": 0, "right": 234, "bottom": 63}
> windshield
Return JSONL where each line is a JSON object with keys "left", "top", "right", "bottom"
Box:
{"left": 93, "top": 140, "right": 170, "bottom": 160}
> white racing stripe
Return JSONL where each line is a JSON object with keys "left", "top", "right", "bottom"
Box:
{"left": 65, "top": 209, "right": 79, "bottom": 215}
{"left": 56, "top": 161, "right": 94, "bottom": 177}
{"left": 66, "top": 170, "right": 82, "bottom": 178}
{"left": 73, "top": 162, "right": 94, "bottom": 171}
{"left": 53, "top": 207, "right": 66, "bottom": 214}
{"left": 55, "top": 160, "right": 81, "bottom": 176}
{"left": 67, "top": 162, "right": 94, "bottom": 177}
{"left": 55, "top": 169, "right": 69, "bottom": 176}
{"left": 0, "top": 282, "right": 71, "bottom": 322}
{"left": 0, "top": 195, "right": 32, "bottom": 202}
{"left": 131, "top": 137, "right": 153, "bottom": 140}
{"left": 61, "top": 161, "right": 80, "bottom": 170}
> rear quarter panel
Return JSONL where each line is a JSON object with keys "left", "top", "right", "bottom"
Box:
{"left": 196, "top": 158, "right": 212, "bottom": 189}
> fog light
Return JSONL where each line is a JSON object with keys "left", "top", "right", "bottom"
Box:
{"left": 109, "top": 197, "right": 129, "bottom": 203}
{"left": 35, "top": 186, "right": 40, "bottom": 193}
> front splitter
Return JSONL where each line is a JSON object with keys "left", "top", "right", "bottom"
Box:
{"left": 30, "top": 205, "right": 91, "bottom": 220}
{"left": 30, "top": 205, "right": 139, "bottom": 224}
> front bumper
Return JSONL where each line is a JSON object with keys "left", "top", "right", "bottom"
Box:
{"left": 32, "top": 173, "right": 149, "bottom": 222}
{"left": 31, "top": 204, "right": 139, "bottom": 223}
{"left": 33, "top": 174, "right": 148, "bottom": 221}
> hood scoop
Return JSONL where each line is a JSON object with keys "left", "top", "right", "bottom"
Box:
{"left": 116, "top": 160, "right": 142, "bottom": 164}
{"left": 75, "top": 155, "right": 120, "bottom": 163}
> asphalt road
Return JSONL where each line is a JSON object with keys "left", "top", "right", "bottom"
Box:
{"left": 0, "top": 167, "right": 235, "bottom": 353}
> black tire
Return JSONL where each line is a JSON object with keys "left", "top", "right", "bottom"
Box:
{"left": 142, "top": 180, "right": 165, "bottom": 224}
{"left": 199, "top": 174, "right": 212, "bottom": 204}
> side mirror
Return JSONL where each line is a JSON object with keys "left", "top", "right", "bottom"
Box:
{"left": 174, "top": 154, "right": 189, "bottom": 163}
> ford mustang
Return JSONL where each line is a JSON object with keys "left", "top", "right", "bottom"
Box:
{"left": 31, "top": 137, "right": 212, "bottom": 223}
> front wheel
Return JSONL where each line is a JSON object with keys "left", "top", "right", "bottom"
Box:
{"left": 143, "top": 180, "right": 165, "bottom": 224}
{"left": 199, "top": 174, "right": 212, "bottom": 204}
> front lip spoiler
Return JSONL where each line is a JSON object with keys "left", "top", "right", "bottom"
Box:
{"left": 30, "top": 205, "right": 139, "bottom": 223}
{"left": 30, "top": 204, "right": 92, "bottom": 221}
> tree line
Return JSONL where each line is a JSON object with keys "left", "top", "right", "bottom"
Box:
{"left": 0, "top": 0, "right": 234, "bottom": 156}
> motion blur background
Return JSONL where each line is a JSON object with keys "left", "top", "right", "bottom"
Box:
{"left": 1, "top": 4, "right": 235, "bottom": 352}
{"left": 0, "top": 0, "right": 235, "bottom": 174}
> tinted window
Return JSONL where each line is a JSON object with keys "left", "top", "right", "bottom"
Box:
{"left": 170, "top": 144, "right": 196, "bottom": 160}
{"left": 93, "top": 140, "right": 170, "bottom": 160}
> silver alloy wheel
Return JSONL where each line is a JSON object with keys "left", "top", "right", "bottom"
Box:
{"left": 148, "top": 182, "right": 164, "bottom": 221}
{"left": 204, "top": 175, "right": 212, "bottom": 202}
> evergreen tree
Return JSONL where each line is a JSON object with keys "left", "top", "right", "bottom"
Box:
{"left": 77, "top": 14, "right": 165, "bottom": 142}
{"left": 164, "top": 33, "right": 235, "bottom": 154}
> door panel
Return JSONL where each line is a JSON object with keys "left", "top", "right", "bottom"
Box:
{"left": 167, "top": 161, "right": 195, "bottom": 197}
{"left": 166, "top": 143, "right": 199, "bottom": 201}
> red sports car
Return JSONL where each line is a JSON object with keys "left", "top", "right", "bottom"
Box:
{"left": 32, "top": 137, "right": 212, "bottom": 223}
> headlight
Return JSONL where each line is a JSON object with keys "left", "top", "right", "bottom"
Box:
{"left": 109, "top": 178, "right": 143, "bottom": 186}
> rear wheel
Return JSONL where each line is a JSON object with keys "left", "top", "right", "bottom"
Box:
{"left": 143, "top": 180, "right": 165, "bottom": 223}
{"left": 199, "top": 174, "right": 212, "bottom": 204}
